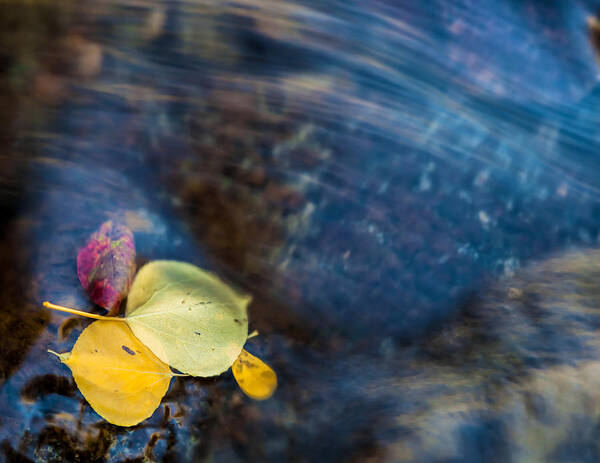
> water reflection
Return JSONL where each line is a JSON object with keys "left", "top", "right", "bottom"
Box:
{"left": 1, "top": 0, "right": 600, "bottom": 461}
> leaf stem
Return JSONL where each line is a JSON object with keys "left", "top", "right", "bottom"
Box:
{"left": 43, "top": 301, "right": 127, "bottom": 322}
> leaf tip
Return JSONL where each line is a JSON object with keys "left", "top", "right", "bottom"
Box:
{"left": 241, "top": 294, "right": 252, "bottom": 308}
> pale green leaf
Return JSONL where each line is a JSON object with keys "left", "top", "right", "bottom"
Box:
{"left": 125, "top": 260, "right": 250, "bottom": 376}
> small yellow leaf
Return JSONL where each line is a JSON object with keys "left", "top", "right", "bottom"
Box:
{"left": 50, "top": 320, "right": 174, "bottom": 426}
{"left": 232, "top": 349, "right": 277, "bottom": 400}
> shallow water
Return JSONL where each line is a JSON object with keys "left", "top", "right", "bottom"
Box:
{"left": 2, "top": 1, "right": 600, "bottom": 461}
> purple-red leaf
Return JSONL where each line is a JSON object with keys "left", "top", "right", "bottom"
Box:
{"left": 77, "top": 221, "right": 136, "bottom": 315}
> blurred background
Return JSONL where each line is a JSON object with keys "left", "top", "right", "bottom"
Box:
{"left": 2, "top": 0, "right": 600, "bottom": 461}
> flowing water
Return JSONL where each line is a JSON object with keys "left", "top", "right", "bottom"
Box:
{"left": 2, "top": 1, "right": 600, "bottom": 461}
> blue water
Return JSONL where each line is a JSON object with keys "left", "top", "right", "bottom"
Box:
{"left": 2, "top": 1, "right": 600, "bottom": 461}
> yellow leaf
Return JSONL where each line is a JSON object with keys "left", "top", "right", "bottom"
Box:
{"left": 124, "top": 261, "right": 250, "bottom": 377}
{"left": 50, "top": 320, "right": 174, "bottom": 427}
{"left": 232, "top": 349, "right": 277, "bottom": 400}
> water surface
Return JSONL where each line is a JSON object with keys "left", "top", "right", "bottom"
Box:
{"left": 1, "top": 1, "right": 600, "bottom": 461}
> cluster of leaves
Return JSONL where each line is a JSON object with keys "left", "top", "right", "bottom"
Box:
{"left": 45, "top": 221, "right": 277, "bottom": 426}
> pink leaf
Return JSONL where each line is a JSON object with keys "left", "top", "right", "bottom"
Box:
{"left": 77, "top": 221, "right": 136, "bottom": 315}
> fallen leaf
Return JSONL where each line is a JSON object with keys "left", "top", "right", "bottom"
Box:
{"left": 232, "top": 349, "right": 277, "bottom": 400}
{"left": 77, "top": 221, "right": 136, "bottom": 315}
{"left": 49, "top": 320, "right": 174, "bottom": 427}
{"left": 125, "top": 261, "right": 250, "bottom": 377}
